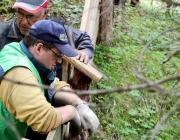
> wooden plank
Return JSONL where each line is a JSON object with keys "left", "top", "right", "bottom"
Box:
{"left": 46, "top": 125, "right": 67, "bottom": 140}
{"left": 63, "top": 56, "right": 103, "bottom": 82}
{"left": 80, "top": 0, "right": 100, "bottom": 46}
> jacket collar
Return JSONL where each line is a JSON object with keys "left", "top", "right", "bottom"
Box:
{"left": 7, "top": 17, "right": 23, "bottom": 40}
{"left": 20, "top": 40, "right": 55, "bottom": 85}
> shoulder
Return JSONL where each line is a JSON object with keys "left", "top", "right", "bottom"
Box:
{"left": 0, "top": 18, "right": 14, "bottom": 33}
{"left": 0, "top": 18, "right": 18, "bottom": 50}
{"left": 47, "top": 17, "right": 65, "bottom": 25}
{"left": 0, "top": 67, "right": 38, "bottom": 100}
{"left": 0, "top": 18, "right": 13, "bottom": 25}
{"left": 5, "top": 66, "right": 37, "bottom": 83}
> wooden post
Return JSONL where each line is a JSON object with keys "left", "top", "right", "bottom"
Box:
{"left": 62, "top": 60, "right": 70, "bottom": 81}
{"left": 80, "top": 0, "right": 100, "bottom": 46}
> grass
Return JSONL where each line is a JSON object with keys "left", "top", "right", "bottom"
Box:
{"left": 91, "top": 1, "right": 180, "bottom": 139}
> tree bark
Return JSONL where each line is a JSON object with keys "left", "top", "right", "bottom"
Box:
{"left": 97, "top": 0, "right": 114, "bottom": 45}
{"left": 66, "top": 68, "right": 92, "bottom": 140}
{"left": 130, "top": 0, "right": 139, "bottom": 6}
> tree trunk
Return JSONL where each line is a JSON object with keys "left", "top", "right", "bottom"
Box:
{"left": 130, "top": 0, "right": 139, "bottom": 6}
{"left": 97, "top": 0, "right": 114, "bottom": 45}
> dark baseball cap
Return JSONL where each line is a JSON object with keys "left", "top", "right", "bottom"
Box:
{"left": 29, "top": 20, "right": 77, "bottom": 57}
{"left": 12, "top": 0, "right": 48, "bottom": 13}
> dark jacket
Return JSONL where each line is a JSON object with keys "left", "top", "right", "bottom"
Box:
{"left": 0, "top": 17, "right": 94, "bottom": 58}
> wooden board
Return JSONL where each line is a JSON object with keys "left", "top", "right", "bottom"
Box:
{"left": 63, "top": 56, "right": 103, "bottom": 82}
{"left": 46, "top": 125, "right": 66, "bottom": 140}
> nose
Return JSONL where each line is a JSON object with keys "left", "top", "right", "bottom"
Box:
{"left": 20, "top": 16, "right": 29, "bottom": 24}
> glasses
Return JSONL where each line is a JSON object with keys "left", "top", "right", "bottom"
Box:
{"left": 45, "top": 45, "right": 64, "bottom": 60}
{"left": 15, "top": 11, "right": 42, "bottom": 22}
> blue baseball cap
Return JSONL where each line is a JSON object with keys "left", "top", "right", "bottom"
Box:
{"left": 29, "top": 20, "right": 77, "bottom": 57}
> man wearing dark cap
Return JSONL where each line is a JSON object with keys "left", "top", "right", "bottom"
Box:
{"left": 0, "top": 20, "right": 99, "bottom": 140}
{"left": 0, "top": 0, "right": 94, "bottom": 78}
{"left": 0, "top": 1, "right": 97, "bottom": 139}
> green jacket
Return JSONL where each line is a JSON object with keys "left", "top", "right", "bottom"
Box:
{"left": 0, "top": 42, "right": 44, "bottom": 140}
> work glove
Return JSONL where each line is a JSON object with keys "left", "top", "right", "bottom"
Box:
{"left": 70, "top": 108, "right": 82, "bottom": 138}
{"left": 75, "top": 101, "right": 100, "bottom": 135}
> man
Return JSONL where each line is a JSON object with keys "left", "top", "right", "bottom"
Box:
{"left": 0, "top": 0, "right": 96, "bottom": 139}
{"left": 0, "top": 20, "right": 99, "bottom": 140}
{"left": 0, "top": 0, "right": 94, "bottom": 79}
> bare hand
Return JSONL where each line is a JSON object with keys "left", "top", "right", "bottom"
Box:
{"left": 75, "top": 50, "right": 90, "bottom": 64}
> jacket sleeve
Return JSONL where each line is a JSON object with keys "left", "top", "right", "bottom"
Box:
{"left": 64, "top": 25, "right": 95, "bottom": 59}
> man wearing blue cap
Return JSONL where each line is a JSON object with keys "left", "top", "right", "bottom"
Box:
{"left": 0, "top": 20, "right": 99, "bottom": 140}
{"left": 0, "top": 0, "right": 94, "bottom": 80}
{"left": 0, "top": 0, "right": 96, "bottom": 139}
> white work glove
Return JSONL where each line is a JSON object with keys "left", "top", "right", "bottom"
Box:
{"left": 75, "top": 101, "right": 100, "bottom": 135}
{"left": 70, "top": 108, "right": 82, "bottom": 138}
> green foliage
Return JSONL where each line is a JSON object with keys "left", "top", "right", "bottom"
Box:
{"left": 92, "top": 1, "right": 180, "bottom": 139}
{"left": 0, "top": 0, "right": 14, "bottom": 20}
{"left": 48, "top": 0, "right": 84, "bottom": 27}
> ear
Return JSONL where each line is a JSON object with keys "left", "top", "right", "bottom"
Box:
{"left": 43, "top": 9, "right": 49, "bottom": 19}
{"left": 35, "top": 43, "right": 44, "bottom": 55}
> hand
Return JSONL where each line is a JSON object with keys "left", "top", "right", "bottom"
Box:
{"left": 75, "top": 50, "right": 90, "bottom": 64}
{"left": 76, "top": 103, "right": 99, "bottom": 136}
{"left": 70, "top": 108, "right": 82, "bottom": 138}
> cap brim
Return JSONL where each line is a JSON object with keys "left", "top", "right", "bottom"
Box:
{"left": 54, "top": 43, "right": 77, "bottom": 57}
{"left": 12, "top": 2, "right": 43, "bottom": 13}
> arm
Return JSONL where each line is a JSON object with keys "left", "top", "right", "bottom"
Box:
{"left": 0, "top": 67, "right": 76, "bottom": 133}
{"left": 53, "top": 80, "right": 100, "bottom": 136}
{"left": 53, "top": 86, "right": 82, "bottom": 106}
{"left": 64, "top": 25, "right": 95, "bottom": 63}
{"left": 49, "top": 17, "right": 94, "bottom": 63}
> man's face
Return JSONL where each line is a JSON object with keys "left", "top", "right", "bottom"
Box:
{"left": 15, "top": 8, "right": 48, "bottom": 35}
{"left": 36, "top": 44, "right": 63, "bottom": 70}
